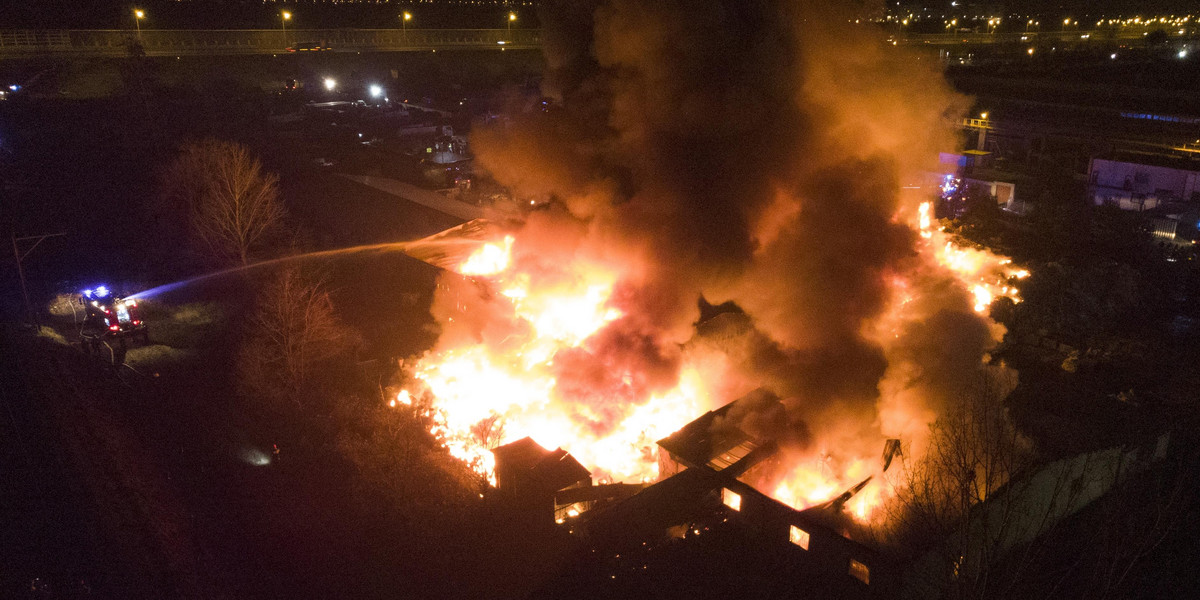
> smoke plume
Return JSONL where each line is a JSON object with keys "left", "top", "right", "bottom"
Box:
{"left": 440, "top": 0, "right": 1000, "bottom": 486}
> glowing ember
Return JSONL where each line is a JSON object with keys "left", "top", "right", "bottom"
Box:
{"left": 917, "top": 201, "right": 1026, "bottom": 313}
{"left": 917, "top": 201, "right": 933, "bottom": 239}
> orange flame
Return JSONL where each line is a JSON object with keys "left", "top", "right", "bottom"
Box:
{"left": 459, "top": 235, "right": 514, "bottom": 276}
{"left": 769, "top": 454, "right": 892, "bottom": 523}
{"left": 917, "top": 201, "right": 1026, "bottom": 313}
{"left": 399, "top": 204, "right": 1030, "bottom": 524}
{"left": 401, "top": 236, "right": 711, "bottom": 484}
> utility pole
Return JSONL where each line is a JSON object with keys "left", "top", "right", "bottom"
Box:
{"left": 11, "top": 232, "right": 65, "bottom": 331}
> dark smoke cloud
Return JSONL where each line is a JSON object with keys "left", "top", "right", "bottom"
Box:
{"left": 468, "top": 0, "right": 986, "bottom": 455}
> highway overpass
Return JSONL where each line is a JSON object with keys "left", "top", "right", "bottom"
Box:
{"left": 0, "top": 27, "right": 1192, "bottom": 60}
{"left": 0, "top": 28, "right": 542, "bottom": 59}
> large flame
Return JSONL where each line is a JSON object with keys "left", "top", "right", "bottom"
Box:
{"left": 459, "top": 235, "right": 515, "bottom": 276}
{"left": 761, "top": 201, "right": 1027, "bottom": 523}
{"left": 772, "top": 456, "right": 885, "bottom": 521}
{"left": 400, "top": 200, "right": 1027, "bottom": 523}
{"left": 403, "top": 237, "right": 711, "bottom": 484}
{"left": 918, "top": 201, "right": 1028, "bottom": 313}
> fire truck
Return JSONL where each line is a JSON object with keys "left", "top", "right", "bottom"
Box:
{"left": 79, "top": 285, "right": 149, "bottom": 351}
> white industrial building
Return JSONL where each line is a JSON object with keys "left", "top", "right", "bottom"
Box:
{"left": 1088, "top": 155, "right": 1200, "bottom": 212}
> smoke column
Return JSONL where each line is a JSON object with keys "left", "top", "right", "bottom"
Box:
{"left": 431, "top": 0, "right": 1002, "bottom": 491}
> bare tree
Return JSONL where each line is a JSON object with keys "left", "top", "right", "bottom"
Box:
{"left": 884, "top": 368, "right": 1029, "bottom": 552}
{"left": 882, "top": 367, "right": 1044, "bottom": 599}
{"left": 162, "top": 139, "right": 287, "bottom": 265}
{"left": 886, "top": 367, "right": 1167, "bottom": 600}
{"left": 239, "top": 268, "right": 352, "bottom": 408}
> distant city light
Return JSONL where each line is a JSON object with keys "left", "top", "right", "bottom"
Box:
{"left": 369, "top": 84, "right": 383, "bottom": 98}
{"left": 1111, "top": 53, "right": 1118, "bottom": 59}
{"left": 1180, "top": 50, "right": 1190, "bottom": 59}
{"left": 324, "top": 78, "right": 336, "bottom": 91}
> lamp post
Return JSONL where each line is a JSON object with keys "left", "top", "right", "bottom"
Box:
{"left": 402, "top": 11, "right": 412, "bottom": 44}
{"left": 507, "top": 11, "right": 516, "bottom": 39}
{"left": 281, "top": 11, "right": 291, "bottom": 49}
{"left": 134, "top": 9, "right": 144, "bottom": 40}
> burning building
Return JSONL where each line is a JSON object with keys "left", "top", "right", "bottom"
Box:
{"left": 535, "top": 391, "right": 901, "bottom": 595}
{"left": 491, "top": 436, "right": 592, "bottom": 518}
{"left": 391, "top": 0, "right": 1040, "bottom": 593}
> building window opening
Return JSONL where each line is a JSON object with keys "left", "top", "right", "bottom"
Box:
{"left": 722, "top": 488, "right": 742, "bottom": 511}
{"left": 849, "top": 559, "right": 870, "bottom": 585}
{"left": 789, "top": 525, "right": 810, "bottom": 550}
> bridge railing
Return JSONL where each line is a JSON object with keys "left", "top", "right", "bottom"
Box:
{"left": 900, "top": 29, "right": 1195, "bottom": 45}
{"left": 4, "top": 27, "right": 1188, "bottom": 57}
{"left": 0, "top": 30, "right": 73, "bottom": 50}
{"left": 0, "top": 28, "right": 542, "bottom": 58}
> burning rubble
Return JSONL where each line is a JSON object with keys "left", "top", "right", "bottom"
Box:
{"left": 395, "top": 0, "right": 1029, "bottom": 530}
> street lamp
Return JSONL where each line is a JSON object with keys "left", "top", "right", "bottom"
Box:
{"left": 402, "top": 11, "right": 412, "bottom": 43}
{"left": 134, "top": 9, "right": 145, "bottom": 40}
{"left": 507, "top": 11, "right": 517, "bottom": 38}
{"left": 281, "top": 11, "right": 291, "bottom": 49}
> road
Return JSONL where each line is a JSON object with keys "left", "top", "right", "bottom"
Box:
{"left": 4, "top": 26, "right": 1195, "bottom": 60}
{"left": 339, "top": 174, "right": 485, "bottom": 222}
{"left": 0, "top": 28, "right": 541, "bottom": 59}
